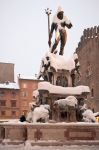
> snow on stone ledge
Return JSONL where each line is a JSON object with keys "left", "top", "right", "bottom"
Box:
{"left": 38, "top": 82, "right": 90, "bottom": 95}
{"left": 44, "top": 52, "right": 75, "bottom": 71}
{"left": 0, "top": 121, "right": 99, "bottom": 126}
{"left": 0, "top": 82, "right": 19, "bottom": 89}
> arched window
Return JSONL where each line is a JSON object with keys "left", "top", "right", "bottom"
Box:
{"left": 91, "top": 88, "right": 94, "bottom": 97}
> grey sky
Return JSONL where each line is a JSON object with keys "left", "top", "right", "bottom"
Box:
{"left": 0, "top": 0, "right": 99, "bottom": 81}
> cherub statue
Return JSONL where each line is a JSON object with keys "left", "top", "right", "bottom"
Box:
{"left": 48, "top": 6, "right": 73, "bottom": 55}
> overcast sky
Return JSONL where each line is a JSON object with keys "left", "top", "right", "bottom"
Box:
{"left": 0, "top": 0, "right": 99, "bottom": 81}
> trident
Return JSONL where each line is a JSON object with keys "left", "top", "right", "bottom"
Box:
{"left": 45, "top": 8, "right": 52, "bottom": 47}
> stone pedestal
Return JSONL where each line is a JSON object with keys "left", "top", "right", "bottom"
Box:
{"left": 0, "top": 123, "right": 99, "bottom": 146}
{"left": 2, "top": 124, "right": 27, "bottom": 145}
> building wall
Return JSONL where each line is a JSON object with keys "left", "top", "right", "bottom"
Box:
{"left": 0, "top": 88, "right": 20, "bottom": 119}
{"left": 18, "top": 78, "right": 40, "bottom": 116}
{"left": 75, "top": 26, "right": 99, "bottom": 111}
{"left": 0, "top": 63, "right": 14, "bottom": 83}
{"left": 0, "top": 77, "right": 40, "bottom": 119}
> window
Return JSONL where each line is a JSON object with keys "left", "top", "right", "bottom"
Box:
{"left": 11, "top": 100, "right": 16, "bottom": 107}
{"left": 11, "top": 111, "right": 16, "bottom": 116}
{"left": 0, "top": 91, "right": 5, "bottom": 97}
{"left": 12, "top": 91, "right": 16, "bottom": 98}
{"left": 91, "top": 88, "right": 94, "bottom": 97}
{"left": 1, "top": 111, "right": 6, "bottom": 116}
{"left": 21, "top": 91, "right": 28, "bottom": 97}
{"left": 22, "top": 83, "right": 27, "bottom": 88}
{"left": 0, "top": 100, "right": 6, "bottom": 106}
{"left": 23, "top": 101, "right": 28, "bottom": 107}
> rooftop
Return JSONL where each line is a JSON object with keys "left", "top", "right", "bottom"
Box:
{"left": 0, "top": 82, "right": 19, "bottom": 89}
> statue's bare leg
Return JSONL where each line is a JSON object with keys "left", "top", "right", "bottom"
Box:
{"left": 51, "top": 37, "right": 60, "bottom": 53}
{"left": 59, "top": 30, "right": 67, "bottom": 55}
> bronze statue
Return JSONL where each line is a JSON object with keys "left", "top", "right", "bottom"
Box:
{"left": 48, "top": 6, "right": 73, "bottom": 55}
{"left": 37, "top": 56, "right": 53, "bottom": 83}
{"left": 71, "top": 52, "right": 81, "bottom": 86}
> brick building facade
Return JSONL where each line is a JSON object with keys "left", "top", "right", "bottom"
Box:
{"left": 0, "top": 60, "right": 40, "bottom": 119}
{"left": 75, "top": 26, "right": 99, "bottom": 111}
{"left": 0, "top": 82, "right": 20, "bottom": 119}
{"left": 0, "top": 75, "right": 40, "bottom": 119}
{"left": 18, "top": 76, "right": 40, "bottom": 116}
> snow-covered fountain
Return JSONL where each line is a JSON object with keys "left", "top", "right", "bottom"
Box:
{"left": 0, "top": 6, "right": 99, "bottom": 146}
{"left": 27, "top": 6, "right": 93, "bottom": 124}
{"left": 31, "top": 51, "right": 91, "bottom": 123}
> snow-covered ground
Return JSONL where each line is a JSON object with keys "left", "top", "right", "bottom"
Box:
{"left": 0, "top": 145, "right": 99, "bottom": 150}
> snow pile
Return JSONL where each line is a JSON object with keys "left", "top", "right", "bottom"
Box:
{"left": 38, "top": 52, "right": 75, "bottom": 77}
{"left": 7, "top": 119, "right": 20, "bottom": 123}
{"left": 55, "top": 96, "right": 77, "bottom": 107}
{"left": 0, "top": 119, "right": 20, "bottom": 124}
{"left": 33, "top": 106, "right": 49, "bottom": 122}
{"left": 26, "top": 105, "right": 50, "bottom": 123}
{"left": 0, "top": 82, "right": 19, "bottom": 89}
{"left": 65, "top": 96, "right": 77, "bottom": 107}
{"left": 44, "top": 52, "right": 75, "bottom": 71}
{"left": 38, "top": 81, "right": 90, "bottom": 95}
{"left": 40, "top": 104, "right": 50, "bottom": 111}
{"left": 37, "top": 52, "right": 80, "bottom": 80}
{"left": 0, "top": 144, "right": 99, "bottom": 150}
{"left": 94, "top": 112, "right": 99, "bottom": 117}
{"left": 82, "top": 109, "right": 96, "bottom": 122}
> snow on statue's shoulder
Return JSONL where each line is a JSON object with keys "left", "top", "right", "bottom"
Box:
{"left": 45, "top": 52, "right": 75, "bottom": 71}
